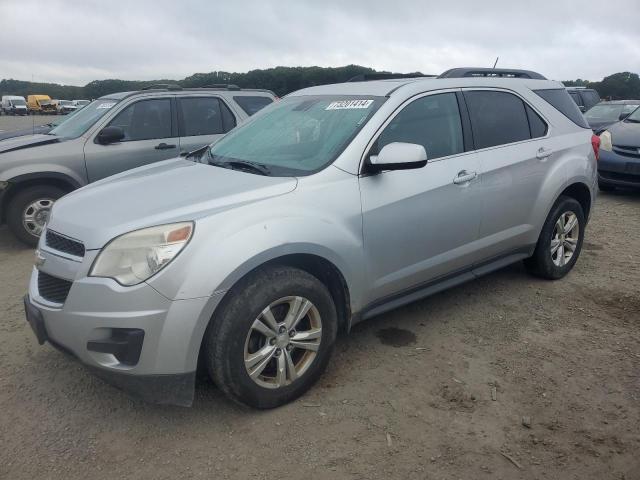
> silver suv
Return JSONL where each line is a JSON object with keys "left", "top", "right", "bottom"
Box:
{"left": 24, "top": 68, "right": 598, "bottom": 408}
{"left": 0, "top": 85, "right": 275, "bottom": 245}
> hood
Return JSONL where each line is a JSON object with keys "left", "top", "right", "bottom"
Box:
{"left": 587, "top": 119, "right": 614, "bottom": 132}
{"left": 0, "top": 133, "right": 60, "bottom": 153}
{"left": 606, "top": 121, "right": 640, "bottom": 147}
{"left": 0, "top": 126, "right": 52, "bottom": 142}
{"left": 48, "top": 158, "right": 298, "bottom": 249}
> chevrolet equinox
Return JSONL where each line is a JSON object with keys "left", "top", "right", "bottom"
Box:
{"left": 24, "top": 68, "right": 599, "bottom": 408}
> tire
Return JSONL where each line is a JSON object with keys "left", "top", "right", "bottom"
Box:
{"left": 6, "top": 185, "right": 66, "bottom": 247}
{"left": 524, "top": 195, "right": 585, "bottom": 280}
{"left": 598, "top": 181, "right": 615, "bottom": 192}
{"left": 204, "top": 265, "right": 338, "bottom": 409}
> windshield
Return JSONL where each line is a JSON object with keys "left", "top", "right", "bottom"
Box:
{"left": 12, "top": 99, "right": 26, "bottom": 106}
{"left": 49, "top": 99, "right": 119, "bottom": 138}
{"left": 586, "top": 104, "right": 638, "bottom": 122}
{"left": 59, "top": 100, "right": 72, "bottom": 105}
{"left": 625, "top": 107, "right": 640, "bottom": 123}
{"left": 75, "top": 100, "right": 89, "bottom": 105}
{"left": 208, "top": 95, "right": 385, "bottom": 176}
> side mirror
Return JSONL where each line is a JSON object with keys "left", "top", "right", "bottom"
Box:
{"left": 368, "top": 142, "right": 428, "bottom": 172}
{"left": 97, "top": 126, "right": 125, "bottom": 145}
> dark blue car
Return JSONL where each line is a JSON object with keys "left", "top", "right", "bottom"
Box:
{"left": 598, "top": 107, "right": 640, "bottom": 191}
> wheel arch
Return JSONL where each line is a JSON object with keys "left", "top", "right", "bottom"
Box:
{"left": 559, "top": 181, "right": 592, "bottom": 220}
{"left": 217, "top": 252, "right": 352, "bottom": 333}
{"left": 1, "top": 172, "right": 80, "bottom": 223}
{"left": 194, "top": 252, "right": 353, "bottom": 375}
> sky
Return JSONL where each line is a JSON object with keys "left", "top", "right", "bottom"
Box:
{"left": 1, "top": 0, "right": 639, "bottom": 86}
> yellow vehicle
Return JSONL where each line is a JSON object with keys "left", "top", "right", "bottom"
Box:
{"left": 27, "top": 95, "right": 56, "bottom": 114}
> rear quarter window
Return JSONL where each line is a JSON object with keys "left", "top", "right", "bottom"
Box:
{"left": 233, "top": 95, "right": 274, "bottom": 115}
{"left": 534, "top": 89, "right": 590, "bottom": 129}
{"left": 463, "top": 90, "right": 531, "bottom": 149}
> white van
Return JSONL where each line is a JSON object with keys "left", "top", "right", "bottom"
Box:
{"left": 1, "top": 95, "right": 28, "bottom": 115}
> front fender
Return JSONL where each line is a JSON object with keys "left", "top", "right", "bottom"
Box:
{"left": 150, "top": 211, "right": 366, "bottom": 307}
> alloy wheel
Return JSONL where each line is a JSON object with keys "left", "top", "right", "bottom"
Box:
{"left": 550, "top": 211, "right": 579, "bottom": 267}
{"left": 244, "top": 296, "right": 322, "bottom": 389}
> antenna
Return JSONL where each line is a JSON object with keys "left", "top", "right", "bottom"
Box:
{"left": 492, "top": 57, "right": 499, "bottom": 68}
{"left": 32, "top": 73, "right": 35, "bottom": 135}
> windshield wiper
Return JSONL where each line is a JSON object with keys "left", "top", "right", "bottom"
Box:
{"left": 625, "top": 118, "right": 640, "bottom": 123}
{"left": 226, "top": 160, "right": 271, "bottom": 176}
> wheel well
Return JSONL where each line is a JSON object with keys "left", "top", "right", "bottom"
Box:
{"left": 263, "top": 254, "right": 352, "bottom": 332}
{"left": 560, "top": 182, "right": 592, "bottom": 219}
{"left": 1, "top": 177, "right": 76, "bottom": 223}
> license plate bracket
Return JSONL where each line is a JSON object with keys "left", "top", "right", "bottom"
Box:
{"left": 626, "top": 162, "right": 640, "bottom": 174}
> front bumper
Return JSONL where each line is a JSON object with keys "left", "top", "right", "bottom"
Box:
{"left": 598, "top": 149, "right": 640, "bottom": 188}
{"left": 25, "top": 244, "right": 223, "bottom": 406}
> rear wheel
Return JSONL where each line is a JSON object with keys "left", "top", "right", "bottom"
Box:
{"left": 524, "top": 196, "right": 585, "bottom": 279}
{"left": 204, "top": 265, "right": 337, "bottom": 408}
{"left": 7, "top": 185, "right": 66, "bottom": 247}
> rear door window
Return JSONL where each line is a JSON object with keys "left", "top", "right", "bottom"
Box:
{"left": 178, "top": 97, "right": 236, "bottom": 137}
{"left": 374, "top": 92, "right": 464, "bottom": 160}
{"left": 108, "top": 98, "right": 173, "bottom": 141}
{"left": 463, "top": 90, "right": 531, "bottom": 149}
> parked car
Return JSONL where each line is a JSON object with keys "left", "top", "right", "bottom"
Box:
{"left": 27, "top": 95, "right": 56, "bottom": 115}
{"left": 597, "top": 106, "right": 640, "bottom": 191}
{"left": 0, "top": 108, "right": 81, "bottom": 141}
{"left": 1, "top": 95, "right": 28, "bottom": 115}
{"left": 0, "top": 85, "right": 275, "bottom": 245}
{"left": 72, "top": 99, "right": 90, "bottom": 109}
{"left": 23, "top": 68, "right": 598, "bottom": 408}
{"left": 584, "top": 100, "right": 640, "bottom": 133}
{"left": 565, "top": 87, "right": 600, "bottom": 113}
{"left": 55, "top": 99, "right": 77, "bottom": 115}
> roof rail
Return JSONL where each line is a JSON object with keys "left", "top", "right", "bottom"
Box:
{"left": 141, "top": 83, "right": 183, "bottom": 91}
{"left": 201, "top": 84, "right": 241, "bottom": 90}
{"left": 347, "top": 73, "right": 435, "bottom": 82}
{"left": 438, "top": 68, "right": 547, "bottom": 80}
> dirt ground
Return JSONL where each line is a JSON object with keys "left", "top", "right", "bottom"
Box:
{"left": 0, "top": 191, "right": 638, "bottom": 480}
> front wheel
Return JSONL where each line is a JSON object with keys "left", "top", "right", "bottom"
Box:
{"left": 204, "top": 266, "right": 337, "bottom": 408}
{"left": 6, "top": 185, "right": 66, "bottom": 247}
{"left": 524, "top": 196, "right": 585, "bottom": 279}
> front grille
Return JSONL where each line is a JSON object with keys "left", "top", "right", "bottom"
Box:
{"left": 612, "top": 145, "right": 640, "bottom": 159}
{"left": 38, "top": 271, "right": 73, "bottom": 304}
{"left": 45, "top": 230, "right": 85, "bottom": 257}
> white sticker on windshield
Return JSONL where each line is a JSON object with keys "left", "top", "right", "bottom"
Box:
{"left": 97, "top": 102, "right": 116, "bottom": 109}
{"left": 326, "top": 99, "right": 373, "bottom": 110}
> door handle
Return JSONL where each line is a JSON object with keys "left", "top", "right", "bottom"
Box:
{"left": 154, "top": 143, "right": 176, "bottom": 150}
{"left": 536, "top": 147, "right": 553, "bottom": 159}
{"left": 453, "top": 170, "right": 477, "bottom": 185}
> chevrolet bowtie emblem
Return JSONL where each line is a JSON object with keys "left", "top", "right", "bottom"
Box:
{"left": 34, "top": 250, "right": 46, "bottom": 267}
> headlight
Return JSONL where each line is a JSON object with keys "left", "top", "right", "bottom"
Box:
{"left": 90, "top": 222, "right": 193, "bottom": 286}
{"left": 599, "top": 130, "right": 613, "bottom": 152}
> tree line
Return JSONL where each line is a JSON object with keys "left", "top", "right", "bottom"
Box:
{"left": 1, "top": 66, "right": 639, "bottom": 100}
